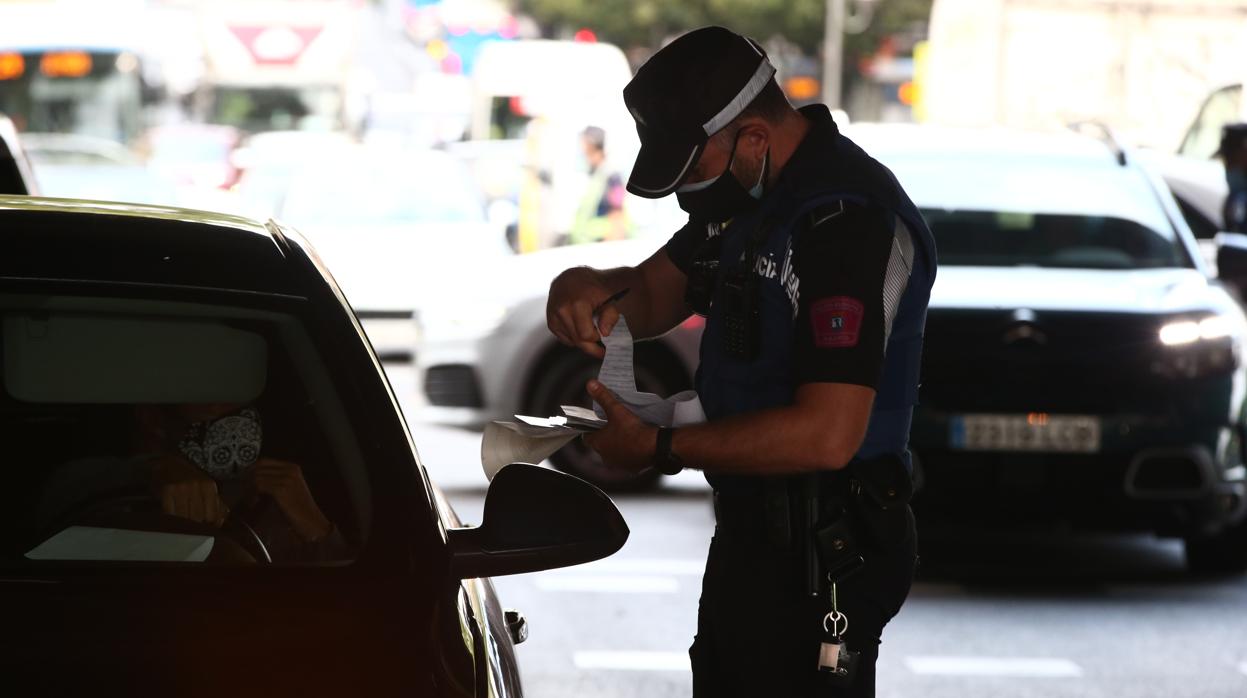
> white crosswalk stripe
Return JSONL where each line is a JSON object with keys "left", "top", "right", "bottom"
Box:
{"left": 905, "top": 656, "right": 1083, "bottom": 678}
{"left": 573, "top": 651, "right": 690, "bottom": 672}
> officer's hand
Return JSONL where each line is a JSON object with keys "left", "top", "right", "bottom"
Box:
{"left": 547, "top": 267, "right": 621, "bottom": 359}
{"left": 582, "top": 379, "right": 657, "bottom": 473}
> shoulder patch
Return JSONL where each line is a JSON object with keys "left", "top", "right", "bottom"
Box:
{"left": 810, "top": 296, "right": 864, "bottom": 348}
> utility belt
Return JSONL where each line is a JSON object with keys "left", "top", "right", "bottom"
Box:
{"left": 712, "top": 453, "right": 913, "bottom": 585}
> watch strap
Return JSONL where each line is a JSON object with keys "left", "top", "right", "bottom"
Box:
{"left": 654, "top": 427, "right": 684, "bottom": 475}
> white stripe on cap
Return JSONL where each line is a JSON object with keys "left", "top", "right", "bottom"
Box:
{"left": 702, "top": 56, "right": 777, "bottom": 136}
{"left": 629, "top": 143, "right": 703, "bottom": 195}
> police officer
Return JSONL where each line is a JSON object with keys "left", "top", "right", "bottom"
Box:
{"left": 546, "top": 26, "right": 936, "bottom": 697}
{"left": 1220, "top": 123, "right": 1247, "bottom": 233}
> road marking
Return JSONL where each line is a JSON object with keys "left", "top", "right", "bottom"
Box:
{"left": 905, "top": 656, "right": 1083, "bottom": 678}
{"left": 579, "top": 558, "right": 706, "bottom": 576}
{"left": 573, "top": 651, "right": 689, "bottom": 672}
{"left": 534, "top": 574, "right": 679, "bottom": 593}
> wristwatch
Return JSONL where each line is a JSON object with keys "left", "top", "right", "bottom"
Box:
{"left": 653, "top": 427, "right": 684, "bottom": 475}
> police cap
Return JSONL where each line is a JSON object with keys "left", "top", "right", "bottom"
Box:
{"left": 622, "top": 26, "right": 776, "bottom": 199}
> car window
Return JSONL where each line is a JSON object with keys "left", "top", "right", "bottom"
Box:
{"left": 923, "top": 210, "right": 1188, "bottom": 269}
{"left": 0, "top": 293, "right": 370, "bottom": 567}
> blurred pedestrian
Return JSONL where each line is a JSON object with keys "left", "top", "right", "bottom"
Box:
{"left": 568, "top": 125, "right": 630, "bottom": 244}
{"left": 1220, "top": 123, "right": 1247, "bottom": 233}
{"left": 546, "top": 26, "right": 936, "bottom": 697}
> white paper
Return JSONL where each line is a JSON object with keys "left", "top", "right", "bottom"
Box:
{"left": 26, "top": 526, "right": 216, "bottom": 563}
{"left": 595, "top": 315, "right": 707, "bottom": 426}
{"left": 560, "top": 405, "right": 607, "bottom": 430}
{"left": 598, "top": 315, "right": 638, "bottom": 394}
{"left": 478, "top": 313, "right": 707, "bottom": 481}
{"left": 482, "top": 421, "right": 578, "bottom": 480}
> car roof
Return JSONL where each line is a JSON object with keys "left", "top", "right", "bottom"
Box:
{"left": 0, "top": 196, "right": 305, "bottom": 297}
{"left": 846, "top": 123, "right": 1174, "bottom": 231}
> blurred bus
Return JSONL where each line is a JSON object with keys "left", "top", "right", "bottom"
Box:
{"left": 0, "top": 2, "right": 157, "bottom": 145}
{"left": 192, "top": 0, "right": 361, "bottom": 135}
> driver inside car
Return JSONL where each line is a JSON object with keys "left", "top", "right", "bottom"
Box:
{"left": 35, "top": 402, "right": 348, "bottom": 564}
{"left": 134, "top": 402, "right": 349, "bottom": 563}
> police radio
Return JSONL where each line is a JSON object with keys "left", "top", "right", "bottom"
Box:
{"left": 684, "top": 233, "right": 721, "bottom": 317}
{"left": 683, "top": 219, "right": 772, "bottom": 361}
{"left": 719, "top": 261, "right": 760, "bottom": 360}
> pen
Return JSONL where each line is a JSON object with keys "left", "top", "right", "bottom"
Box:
{"left": 594, "top": 287, "right": 631, "bottom": 314}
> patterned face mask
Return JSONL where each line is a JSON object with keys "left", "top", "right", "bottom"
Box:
{"left": 178, "top": 407, "right": 263, "bottom": 480}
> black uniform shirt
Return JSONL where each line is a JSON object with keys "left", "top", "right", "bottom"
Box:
{"left": 666, "top": 173, "right": 909, "bottom": 393}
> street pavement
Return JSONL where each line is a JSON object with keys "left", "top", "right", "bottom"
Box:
{"left": 389, "top": 365, "right": 1247, "bottom": 698}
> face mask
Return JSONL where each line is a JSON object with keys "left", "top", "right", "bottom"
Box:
{"left": 178, "top": 407, "right": 263, "bottom": 480}
{"left": 676, "top": 131, "right": 769, "bottom": 222}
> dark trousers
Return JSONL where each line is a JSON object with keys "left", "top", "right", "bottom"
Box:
{"left": 690, "top": 504, "right": 916, "bottom": 697}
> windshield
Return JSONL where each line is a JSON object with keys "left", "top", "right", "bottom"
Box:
{"left": 0, "top": 50, "right": 143, "bottom": 144}
{"left": 922, "top": 210, "right": 1188, "bottom": 269}
{"left": 1, "top": 292, "right": 370, "bottom": 567}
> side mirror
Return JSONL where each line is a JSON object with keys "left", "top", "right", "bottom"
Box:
{"left": 1215, "top": 232, "right": 1247, "bottom": 295}
{"left": 448, "top": 464, "right": 628, "bottom": 579}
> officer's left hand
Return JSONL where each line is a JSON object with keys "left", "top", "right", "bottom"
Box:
{"left": 582, "top": 380, "right": 658, "bottom": 473}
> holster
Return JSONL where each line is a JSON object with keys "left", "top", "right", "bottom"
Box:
{"left": 808, "top": 454, "right": 914, "bottom": 587}
{"left": 845, "top": 453, "right": 913, "bottom": 551}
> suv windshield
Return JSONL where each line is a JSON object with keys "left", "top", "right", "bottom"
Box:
{"left": 922, "top": 210, "right": 1189, "bottom": 269}
{"left": 1, "top": 292, "right": 370, "bottom": 567}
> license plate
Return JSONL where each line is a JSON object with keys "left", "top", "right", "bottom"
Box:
{"left": 949, "top": 414, "right": 1101, "bottom": 453}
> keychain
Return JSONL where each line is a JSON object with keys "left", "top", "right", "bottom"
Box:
{"left": 817, "top": 582, "right": 859, "bottom": 688}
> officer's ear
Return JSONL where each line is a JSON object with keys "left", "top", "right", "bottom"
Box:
{"left": 735, "top": 120, "right": 770, "bottom": 160}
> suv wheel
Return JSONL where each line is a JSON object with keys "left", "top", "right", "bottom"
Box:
{"left": 526, "top": 346, "right": 690, "bottom": 492}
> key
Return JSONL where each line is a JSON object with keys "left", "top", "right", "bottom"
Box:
{"left": 817, "top": 611, "right": 848, "bottom": 672}
{"left": 817, "top": 583, "right": 861, "bottom": 688}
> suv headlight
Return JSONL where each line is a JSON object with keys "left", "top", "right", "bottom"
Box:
{"left": 1154, "top": 314, "right": 1243, "bottom": 378}
{"left": 1159, "top": 316, "right": 1235, "bottom": 345}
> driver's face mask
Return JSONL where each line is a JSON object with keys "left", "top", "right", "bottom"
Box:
{"left": 178, "top": 407, "right": 263, "bottom": 480}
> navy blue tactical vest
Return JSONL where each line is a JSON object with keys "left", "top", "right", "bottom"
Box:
{"left": 696, "top": 109, "right": 937, "bottom": 492}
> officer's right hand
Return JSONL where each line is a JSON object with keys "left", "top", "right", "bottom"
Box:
{"left": 547, "top": 266, "right": 621, "bottom": 359}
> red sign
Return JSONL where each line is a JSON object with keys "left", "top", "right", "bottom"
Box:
{"left": 228, "top": 25, "right": 324, "bottom": 66}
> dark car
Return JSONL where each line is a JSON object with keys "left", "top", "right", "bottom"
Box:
{"left": 0, "top": 113, "right": 37, "bottom": 194}
{"left": 850, "top": 124, "right": 1247, "bottom": 573}
{"left": 0, "top": 196, "right": 628, "bottom": 696}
